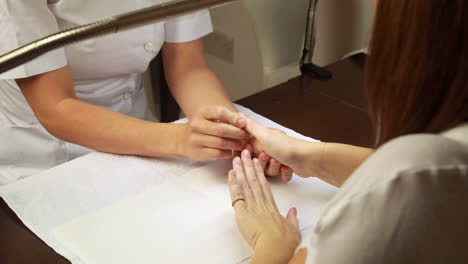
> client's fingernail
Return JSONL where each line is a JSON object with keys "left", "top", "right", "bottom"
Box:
{"left": 253, "top": 158, "right": 260, "bottom": 167}
{"left": 234, "top": 157, "right": 242, "bottom": 166}
{"left": 242, "top": 150, "right": 251, "bottom": 158}
{"left": 236, "top": 118, "right": 245, "bottom": 126}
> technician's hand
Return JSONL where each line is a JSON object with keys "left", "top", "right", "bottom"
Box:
{"left": 228, "top": 150, "right": 301, "bottom": 262}
{"left": 177, "top": 106, "right": 248, "bottom": 161}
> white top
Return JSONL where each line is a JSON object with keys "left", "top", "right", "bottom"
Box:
{"left": 298, "top": 123, "right": 468, "bottom": 263}
{"left": 0, "top": 0, "right": 213, "bottom": 185}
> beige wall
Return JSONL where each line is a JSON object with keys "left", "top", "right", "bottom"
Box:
{"left": 146, "top": 0, "right": 376, "bottom": 111}
{"left": 206, "top": 0, "right": 375, "bottom": 100}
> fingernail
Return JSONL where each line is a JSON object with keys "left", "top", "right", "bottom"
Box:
{"left": 242, "top": 149, "right": 250, "bottom": 158}
{"left": 253, "top": 158, "right": 260, "bottom": 167}
{"left": 233, "top": 157, "right": 241, "bottom": 166}
{"left": 236, "top": 118, "right": 245, "bottom": 126}
{"left": 259, "top": 153, "right": 268, "bottom": 161}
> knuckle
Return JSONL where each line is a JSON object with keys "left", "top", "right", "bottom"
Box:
{"left": 198, "top": 106, "right": 209, "bottom": 115}
{"left": 214, "top": 106, "right": 225, "bottom": 116}
{"left": 220, "top": 139, "right": 232, "bottom": 149}
{"left": 215, "top": 126, "right": 228, "bottom": 137}
{"left": 188, "top": 121, "right": 199, "bottom": 132}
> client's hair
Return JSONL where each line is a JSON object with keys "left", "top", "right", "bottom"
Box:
{"left": 366, "top": 0, "right": 468, "bottom": 146}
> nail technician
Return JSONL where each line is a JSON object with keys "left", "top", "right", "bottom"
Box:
{"left": 0, "top": 0, "right": 247, "bottom": 185}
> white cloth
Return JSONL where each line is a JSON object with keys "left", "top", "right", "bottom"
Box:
{"left": 298, "top": 124, "right": 468, "bottom": 263}
{"left": 0, "top": 0, "right": 213, "bottom": 184}
{"left": 0, "top": 105, "right": 338, "bottom": 264}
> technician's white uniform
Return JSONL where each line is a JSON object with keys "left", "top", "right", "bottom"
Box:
{"left": 0, "top": 0, "right": 213, "bottom": 185}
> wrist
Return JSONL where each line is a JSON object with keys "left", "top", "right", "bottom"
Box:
{"left": 252, "top": 237, "right": 298, "bottom": 264}
{"left": 173, "top": 123, "right": 187, "bottom": 158}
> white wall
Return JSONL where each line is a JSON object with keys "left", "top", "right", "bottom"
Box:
{"left": 203, "top": 1, "right": 264, "bottom": 102}
{"left": 205, "top": 0, "right": 375, "bottom": 100}
{"left": 313, "top": 0, "right": 375, "bottom": 64}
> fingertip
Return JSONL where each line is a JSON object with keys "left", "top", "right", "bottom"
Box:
{"left": 270, "top": 158, "right": 280, "bottom": 166}
{"left": 253, "top": 158, "right": 260, "bottom": 167}
{"left": 242, "top": 149, "right": 251, "bottom": 159}
{"left": 287, "top": 207, "right": 299, "bottom": 223}
{"left": 281, "top": 166, "right": 293, "bottom": 177}
{"left": 245, "top": 144, "right": 254, "bottom": 152}
{"left": 236, "top": 117, "right": 246, "bottom": 127}
{"left": 233, "top": 156, "right": 241, "bottom": 166}
{"left": 291, "top": 207, "right": 298, "bottom": 217}
{"left": 259, "top": 152, "right": 269, "bottom": 161}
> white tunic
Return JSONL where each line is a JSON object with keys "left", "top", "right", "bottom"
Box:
{"left": 298, "top": 124, "right": 468, "bottom": 263}
{"left": 0, "top": 0, "right": 213, "bottom": 185}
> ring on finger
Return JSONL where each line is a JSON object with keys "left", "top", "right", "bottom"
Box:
{"left": 231, "top": 198, "right": 246, "bottom": 207}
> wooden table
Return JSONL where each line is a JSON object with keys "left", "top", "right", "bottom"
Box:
{"left": 0, "top": 58, "right": 372, "bottom": 264}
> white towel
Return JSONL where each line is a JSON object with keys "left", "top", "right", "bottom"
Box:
{"left": 0, "top": 104, "right": 337, "bottom": 264}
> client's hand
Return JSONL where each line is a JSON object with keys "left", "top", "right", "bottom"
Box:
{"left": 242, "top": 114, "right": 325, "bottom": 179}
{"left": 228, "top": 149, "right": 301, "bottom": 263}
{"left": 242, "top": 144, "right": 294, "bottom": 182}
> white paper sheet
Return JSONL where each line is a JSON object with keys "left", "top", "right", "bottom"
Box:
{"left": 0, "top": 104, "right": 338, "bottom": 264}
{"left": 53, "top": 176, "right": 251, "bottom": 264}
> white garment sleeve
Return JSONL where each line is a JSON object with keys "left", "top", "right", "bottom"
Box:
{"left": 164, "top": 10, "right": 213, "bottom": 43}
{"left": 0, "top": 0, "right": 67, "bottom": 79}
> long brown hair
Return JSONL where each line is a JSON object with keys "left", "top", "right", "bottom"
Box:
{"left": 366, "top": 0, "right": 468, "bottom": 147}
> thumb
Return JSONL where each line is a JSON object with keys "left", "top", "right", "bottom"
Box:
{"left": 286, "top": 207, "right": 300, "bottom": 229}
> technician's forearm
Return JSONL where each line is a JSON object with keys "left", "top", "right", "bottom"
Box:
{"left": 42, "top": 98, "right": 183, "bottom": 157}
{"left": 168, "top": 67, "right": 237, "bottom": 117}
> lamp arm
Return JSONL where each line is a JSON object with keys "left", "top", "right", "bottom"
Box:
{"left": 0, "top": 0, "right": 236, "bottom": 74}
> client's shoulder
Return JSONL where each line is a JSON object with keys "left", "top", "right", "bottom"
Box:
{"left": 371, "top": 128, "right": 468, "bottom": 171}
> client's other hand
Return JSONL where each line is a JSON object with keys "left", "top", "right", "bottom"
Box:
{"left": 228, "top": 149, "right": 301, "bottom": 262}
